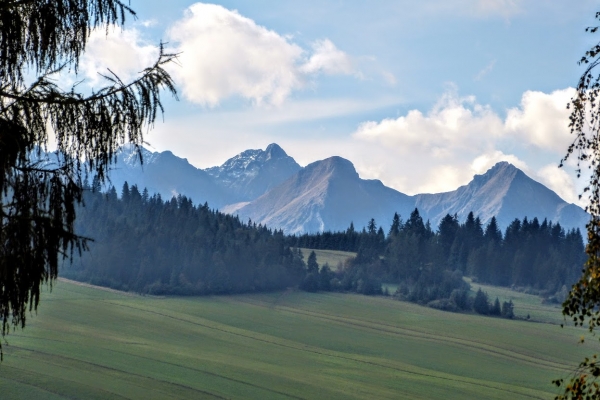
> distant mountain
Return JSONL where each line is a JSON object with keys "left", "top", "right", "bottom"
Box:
{"left": 232, "top": 159, "right": 588, "bottom": 235}
{"left": 108, "top": 146, "right": 232, "bottom": 208}
{"left": 107, "top": 144, "right": 301, "bottom": 209}
{"left": 413, "top": 162, "right": 589, "bottom": 232}
{"left": 105, "top": 144, "right": 589, "bottom": 235}
{"left": 205, "top": 143, "right": 301, "bottom": 202}
{"left": 233, "top": 156, "right": 414, "bottom": 234}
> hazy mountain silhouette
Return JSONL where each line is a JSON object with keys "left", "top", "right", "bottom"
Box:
{"left": 106, "top": 145, "right": 589, "bottom": 234}
{"left": 414, "top": 162, "right": 588, "bottom": 231}
{"left": 108, "top": 145, "right": 231, "bottom": 208}
{"left": 232, "top": 156, "right": 414, "bottom": 234}
{"left": 108, "top": 144, "right": 300, "bottom": 209}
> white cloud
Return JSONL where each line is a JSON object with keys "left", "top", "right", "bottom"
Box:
{"left": 417, "top": 164, "right": 472, "bottom": 194}
{"left": 471, "top": 151, "right": 528, "bottom": 174}
{"left": 353, "top": 87, "right": 504, "bottom": 156}
{"left": 166, "top": 3, "right": 354, "bottom": 106}
{"left": 140, "top": 19, "right": 158, "bottom": 28}
{"left": 381, "top": 71, "right": 397, "bottom": 86}
{"left": 300, "top": 39, "right": 354, "bottom": 76}
{"left": 425, "top": 0, "right": 523, "bottom": 19}
{"left": 474, "top": 59, "right": 496, "bottom": 81}
{"left": 79, "top": 27, "right": 159, "bottom": 88}
{"left": 505, "top": 88, "right": 574, "bottom": 154}
{"left": 350, "top": 87, "right": 579, "bottom": 201}
{"left": 537, "top": 164, "right": 580, "bottom": 205}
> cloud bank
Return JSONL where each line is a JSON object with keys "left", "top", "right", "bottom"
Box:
{"left": 351, "top": 87, "right": 580, "bottom": 204}
{"left": 75, "top": 3, "right": 354, "bottom": 107}
{"left": 166, "top": 3, "right": 355, "bottom": 106}
{"left": 79, "top": 28, "right": 159, "bottom": 88}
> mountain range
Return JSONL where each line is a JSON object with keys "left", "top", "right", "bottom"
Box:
{"left": 107, "top": 144, "right": 589, "bottom": 235}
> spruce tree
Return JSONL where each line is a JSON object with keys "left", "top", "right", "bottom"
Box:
{"left": 473, "top": 289, "right": 489, "bottom": 315}
{"left": 307, "top": 251, "right": 319, "bottom": 274}
{"left": 388, "top": 212, "right": 402, "bottom": 237}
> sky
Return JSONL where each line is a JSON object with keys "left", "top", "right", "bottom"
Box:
{"left": 68, "top": 0, "right": 600, "bottom": 205}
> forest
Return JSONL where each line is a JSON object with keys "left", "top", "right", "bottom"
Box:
{"left": 64, "top": 183, "right": 305, "bottom": 295}
{"left": 63, "top": 182, "right": 585, "bottom": 314}
{"left": 291, "top": 210, "right": 585, "bottom": 291}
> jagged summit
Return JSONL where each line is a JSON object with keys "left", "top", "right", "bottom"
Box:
{"left": 265, "top": 143, "right": 287, "bottom": 159}
{"left": 205, "top": 143, "right": 301, "bottom": 202}
{"left": 116, "top": 145, "right": 158, "bottom": 166}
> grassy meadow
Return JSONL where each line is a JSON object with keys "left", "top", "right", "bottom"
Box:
{"left": 0, "top": 279, "right": 593, "bottom": 399}
{"left": 299, "top": 248, "right": 356, "bottom": 270}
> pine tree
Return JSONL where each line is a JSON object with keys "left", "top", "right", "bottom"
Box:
{"left": 368, "top": 218, "right": 377, "bottom": 235}
{"left": 484, "top": 217, "right": 502, "bottom": 244}
{"left": 491, "top": 297, "right": 501, "bottom": 316}
{"left": 501, "top": 300, "right": 514, "bottom": 319}
{"left": 389, "top": 212, "right": 402, "bottom": 237}
{"left": 473, "top": 289, "right": 489, "bottom": 315}
{"left": 437, "top": 214, "right": 459, "bottom": 262}
{"left": 307, "top": 251, "right": 319, "bottom": 274}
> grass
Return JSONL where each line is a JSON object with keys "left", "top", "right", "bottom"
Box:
{"left": 298, "top": 248, "right": 356, "bottom": 270}
{"left": 468, "top": 279, "right": 567, "bottom": 324}
{"left": 0, "top": 279, "right": 593, "bottom": 399}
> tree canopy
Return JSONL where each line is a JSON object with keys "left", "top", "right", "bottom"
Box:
{"left": 0, "top": 0, "right": 176, "bottom": 359}
{"left": 556, "top": 10, "right": 600, "bottom": 399}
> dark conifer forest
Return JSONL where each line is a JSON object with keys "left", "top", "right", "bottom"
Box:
{"left": 63, "top": 183, "right": 305, "bottom": 295}
{"left": 64, "top": 183, "right": 585, "bottom": 313}
{"left": 291, "top": 209, "right": 585, "bottom": 311}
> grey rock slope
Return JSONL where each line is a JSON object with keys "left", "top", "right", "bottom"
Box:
{"left": 414, "top": 162, "right": 589, "bottom": 232}
{"left": 232, "top": 159, "right": 588, "bottom": 234}
{"left": 233, "top": 156, "right": 414, "bottom": 234}
{"left": 205, "top": 143, "right": 301, "bottom": 202}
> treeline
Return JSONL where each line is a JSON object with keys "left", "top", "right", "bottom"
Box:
{"left": 65, "top": 182, "right": 585, "bottom": 314}
{"left": 293, "top": 209, "right": 585, "bottom": 309}
{"left": 63, "top": 183, "right": 305, "bottom": 295}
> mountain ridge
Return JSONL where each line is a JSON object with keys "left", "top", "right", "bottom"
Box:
{"left": 106, "top": 144, "right": 589, "bottom": 234}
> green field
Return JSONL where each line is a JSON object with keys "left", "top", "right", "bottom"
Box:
{"left": 0, "top": 279, "right": 593, "bottom": 399}
{"left": 299, "top": 248, "right": 356, "bottom": 270}
{"left": 468, "top": 279, "right": 567, "bottom": 324}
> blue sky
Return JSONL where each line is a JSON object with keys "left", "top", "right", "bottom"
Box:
{"left": 73, "top": 1, "right": 599, "bottom": 204}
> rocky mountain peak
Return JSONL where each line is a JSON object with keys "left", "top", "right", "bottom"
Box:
{"left": 472, "top": 161, "right": 517, "bottom": 182}
{"left": 205, "top": 143, "right": 301, "bottom": 202}
{"left": 305, "top": 156, "right": 358, "bottom": 178}
{"left": 116, "top": 145, "right": 158, "bottom": 167}
{"left": 265, "top": 143, "right": 287, "bottom": 159}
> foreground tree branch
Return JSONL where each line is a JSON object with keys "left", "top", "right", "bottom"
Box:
{"left": 0, "top": 0, "right": 177, "bottom": 360}
{"left": 555, "top": 10, "right": 600, "bottom": 400}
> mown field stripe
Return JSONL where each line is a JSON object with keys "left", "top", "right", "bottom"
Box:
{"left": 101, "top": 299, "right": 550, "bottom": 399}
{"left": 6, "top": 347, "right": 227, "bottom": 400}
{"left": 230, "top": 297, "right": 572, "bottom": 372}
